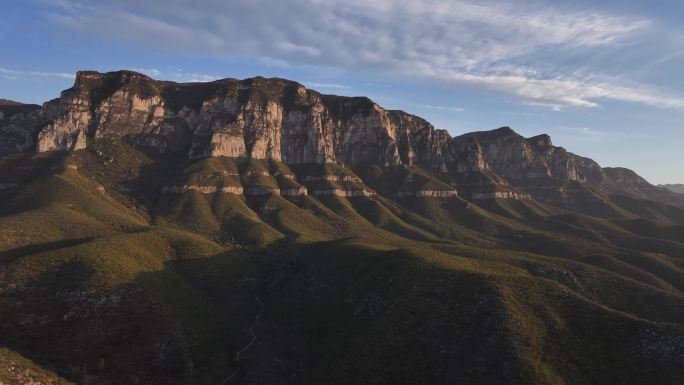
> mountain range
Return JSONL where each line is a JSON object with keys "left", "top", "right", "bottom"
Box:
{"left": 1, "top": 70, "right": 684, "bottom": 385}
{"left": 660, "top": 184, "right": 684, "bottom": 194}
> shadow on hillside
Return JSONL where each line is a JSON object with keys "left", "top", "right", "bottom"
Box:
{"left": 2, "top": 238, "right": 684, "bottom": 384}
{"left": 0, "top": 237, "right": 95, "bottom": 265}
{"left": 0, "top": 247, "right": 264, "bottom": 385}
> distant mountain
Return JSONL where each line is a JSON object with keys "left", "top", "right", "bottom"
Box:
{"left": 0, "top": 98, "right": 23, "bottom": 106}
{"left": 2, "top": 70, "right": 684, "bottom": 385}
{"left": 660, "top": 183, "right": 684, "bottom": 194}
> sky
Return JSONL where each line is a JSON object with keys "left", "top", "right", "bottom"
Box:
{"left": 1, "top": 0, "right": 683, "bottom": 184}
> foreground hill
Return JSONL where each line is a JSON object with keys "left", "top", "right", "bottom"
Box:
{"left": 0, "top": 71, "right": 683, "bottom": 385}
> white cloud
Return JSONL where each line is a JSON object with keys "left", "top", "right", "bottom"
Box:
{"left": 42, "top": 0, "right": 684, "bottom": 110}
{"left": 551, "top": 126, "right": 650, "bottom": 143}
{"left": 420, "top": 104, "right": 466, "bottom": 112}
{"left": 556, "top": 127, "right": 608, "bottom": 142}
{"left": 0, "top": 67, "right": 74, "bottom": 80}
{"left": 131, "top": 68, "right": 220, "bottom": 83}
{"left": 304, "top": 82, "right": 349, "bottom": 90}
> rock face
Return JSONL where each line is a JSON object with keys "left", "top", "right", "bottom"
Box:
{"left": 2, "top": 70, "right": 678, "bottom": 206}
{"left": 30, "top": 71, "right": 436, "bottom": 168}
{"left": 603, "top": 168, "right": 684, "bottom": 207}
{"left": 0, "top": 101, "right": 44, "bottom": 156}
{"left": 450, "top": 128, "right": 604, "bottom": 183}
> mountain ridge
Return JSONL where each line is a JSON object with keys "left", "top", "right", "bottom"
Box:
{"left": 2, "top": 70, "right": 684, "bottom": 385}
{"left": 1, "top": 69, "right": 681, "bottom": 209}
{"left": 660, "top": 183, "right": 684, "bottom": 194}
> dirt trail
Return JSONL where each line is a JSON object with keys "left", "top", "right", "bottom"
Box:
{"left": 220, "top": 294, "right": 265, "bottom": 385}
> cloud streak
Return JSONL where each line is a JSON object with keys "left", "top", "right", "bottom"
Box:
{"left": 0, "top": 67, "right": 74, "bottom": 80}
{"left": 420, "top": 104, "right": 466, "bottom": 112}
{"left": 42, "top": 0, "right": 684, "bottom": 110}
{"left": 132, "top": 68, "right": 220, "bottom": 83}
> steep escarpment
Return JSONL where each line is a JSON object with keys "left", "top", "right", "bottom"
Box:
{"left": 31, "top": 71, "right": 434, "bottom": 167}
{"left": 603, "top": 167, "right": 684, "bottom": 208}
{"left": 3, "top": 71, "right": 684, "bottom": 385}
{"left": 3, "top": 70, "right": 678, "bottom": 209}
{"left": 453, "top": 128, "right": 604, "bottom": 183}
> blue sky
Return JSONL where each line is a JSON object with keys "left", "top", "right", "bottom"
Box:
{"left": 1, "top": 0, "right": 683, "bottom": 184}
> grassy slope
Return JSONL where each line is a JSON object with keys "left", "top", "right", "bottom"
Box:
{"left": 1, "top": 151, "right": 683, "bottom": 384}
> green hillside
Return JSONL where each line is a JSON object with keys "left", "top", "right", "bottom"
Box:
{"left": 1, "top": 148, "right": 683, "bottom": 385}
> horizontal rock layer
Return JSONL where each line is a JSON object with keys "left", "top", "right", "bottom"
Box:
{"left": 159, "top": 184, "right": 377, "bottom": 198}
{"left": 471, "top": 191, "right": 531, "bottom": 200}
{"left": 1, "top": 70, "right": 680, "bottom": 206}
{"left": 395, "top": 190, "right": 458, "bottom": 198}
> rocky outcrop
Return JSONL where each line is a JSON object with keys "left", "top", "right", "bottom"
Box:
{"left": 1, "top": 70, "right": 675, "bottom": 207}
{"left": 303, "top": 175, "right": 359, "bottom": 182}
{"left": 603, "top": 168, "right": 684, "bottom": 207}
{"left": 471, "top": 191, "right": 531, "bottom": 200}
{"left": 0, "top": 101, "right": 44, "bottom": 156}
{"left": 395, "top": 190, "right": 458, "bottom": 198}
{"left": 312, "top": 189, "right": 376, "bottom": 197}
{"left": 1, "top": 72, "right": 583, "bottom": 183}
{"left": 450, "top": 128, "right": 604, "bottom": 184}
{"left": 162, "top": 185, "right": 243, "bottom": 194}
{"left": 281, "top": 187, "right": 308, "bottom": 196}
{"left": 28, "top": 71, "right": 434, "bottom": 168}
{"left": 161, "top": 184, "right": 308, "bottom": 197}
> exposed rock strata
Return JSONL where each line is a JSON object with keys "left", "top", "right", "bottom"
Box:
{"left": 312, "top": 189, "right": 376, "bottom": 197}
{"left": 471, "top": 191, "right": 531, "bottom": 200}
{"left": 161, "top": 184, "right": 309, "bottom": 197}
{"left": 162, "top": 185, "right": 244, "bottom": 194}
{"left": 303, "top": 175, "right": 359, "bottom": 182}
{"left": 2, "top": 70, "right": 678, "bottom": 206}
{"left": 395, "top": 190, "right": 458, "bottom": 198}
{"left": 281, "top": 187, "right": 308, "bottom": 196}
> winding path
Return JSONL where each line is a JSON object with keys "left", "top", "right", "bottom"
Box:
{"left": 220, "top": 294, "right": 265, "bottom": 385}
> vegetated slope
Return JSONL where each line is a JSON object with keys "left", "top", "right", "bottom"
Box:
{"left": 0, "top": 70, "right": 683, "bottom": 384}
{"left": 0, "top": 144, "right": 683, "bottom": 385}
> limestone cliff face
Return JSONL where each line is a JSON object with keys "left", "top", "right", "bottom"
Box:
{"left": 449, "top": 128, "right": 604, "bottom": 183}
{"left": 31, "top": 71, "right": 441, "bottom": 168}
{"left": 602, "top": 167, "right": 684, "bottom": 206}
{"left": 3, "top": 70, "right": 674, "bottom": 205}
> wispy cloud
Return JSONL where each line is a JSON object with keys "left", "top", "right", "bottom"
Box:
{"left": 500, "top": 111, "right": 546, "bottom": 118}
{"left": 0, "top": 67, "right": 74, "bottom": 80}
{"left": 304, "top": 82, "right": 349, "bottom": 90}
{"left": 131, "top": 68, "right": 219, "bottom": 82}
{"left": 420, "top": 104, "right": 466, "bottom": 112}
{"left": 551, "top": 126, "right": 651, "bottom": 143}
{"left": 555, "top": 127, "right": 610, "bottom": 142}
{"left": 41, "top": 0, "right": 684, "bottom": 110}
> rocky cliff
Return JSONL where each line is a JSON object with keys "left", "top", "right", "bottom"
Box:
{"left": 29, "top": 71, "right": 439, "bottom": 167}
{"left": 0, "top": 101, "right": 44, "bottom": 156}
{"left": 2, "top": 70, "right": 679, "bottom": 208}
